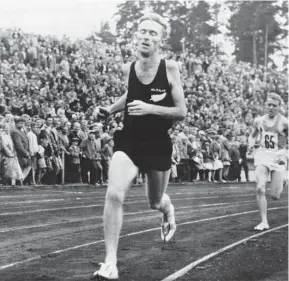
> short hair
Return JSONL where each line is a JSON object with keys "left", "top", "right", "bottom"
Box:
{"left": 267, "top": 92, "right": 283, "bottom": 106}
{"left": 15, "top": 117, "right": 25, "bottom": 123}
{"left": 137, "top": 13, "right": 170, "bottom": 38}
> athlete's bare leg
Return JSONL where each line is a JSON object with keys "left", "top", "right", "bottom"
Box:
{"left": 146, "top": 169, "right": 176, "bottom": 241}
{"left": 93, "top": 151, "right": 138, "bottom": 279}
{"left": 270, "top": 170, "right": 284, "bottom": 200}
{"left": 104, "top": 152, "right": 138, "bottom": 265}
{"left": 146, "top": 169, "right": 171, "bottom": 212}
{"left": 255, "top": 165, "right": 270, "bottom": 230}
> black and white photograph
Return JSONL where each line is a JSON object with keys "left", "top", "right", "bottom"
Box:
{"left": 0, "top": 0, "right": 288, "bottom": 280}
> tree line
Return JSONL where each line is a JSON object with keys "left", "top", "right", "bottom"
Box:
{"left": 95, "top": 0, "right": 288, "bottom": 68}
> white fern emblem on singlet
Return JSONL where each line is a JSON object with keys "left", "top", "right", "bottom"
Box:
{"left": 150, "top": 92, "right": 167, "bottom": 102}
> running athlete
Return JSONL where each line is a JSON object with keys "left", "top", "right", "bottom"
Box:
{"left": 93, "top": 13, "right": 187, "bottom": 280}
{"left": 248, "top": 92, "right": 288, "bottom": 231}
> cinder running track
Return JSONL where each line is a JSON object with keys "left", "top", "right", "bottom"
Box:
{"left": 0, "top": 182, "right": 287, "bottom": 281}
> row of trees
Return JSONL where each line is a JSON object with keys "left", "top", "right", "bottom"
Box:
{"left": 95, "top": 0, "right": 288, "bottom": 68}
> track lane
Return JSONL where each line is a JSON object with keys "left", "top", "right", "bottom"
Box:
{"left": 0, "top": 184, "right": 287, "bottom": 281}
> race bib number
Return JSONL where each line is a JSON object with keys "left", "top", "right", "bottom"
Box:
{"left": 262, "top": 132, "right": 278, "bottom": 151}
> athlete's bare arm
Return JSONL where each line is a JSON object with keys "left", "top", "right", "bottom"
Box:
{"left": 281, "top": 115, "right": 289, "bottom": 136}
{"left": 127, "top": 60, "right": 187, "bottom": 120}
{"left": 248, "top": 117, "right": 260, "bottom": 151}
{"left": 106, "top": 63, "right": 131, "bottom": 115}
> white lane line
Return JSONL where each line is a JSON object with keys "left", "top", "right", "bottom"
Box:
{"left": 0, "top": 194, "right": 257, "bottom": 216}
{"left": 2, "top": 199, "right": 65, "bottom": 205}
{"left": 0, "top": 188, "right": 259, "bottom": 200}
{"left": 161, "top": 224, "right": 289, "bottom": 281}
{"left": 0, "top": 206, "right": 287, "bottom": 271}
{"left": 0, "top": 201, "right": 254, "bottom": 234}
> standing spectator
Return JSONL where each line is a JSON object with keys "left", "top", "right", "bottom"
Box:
{"left": 177, "top": 137, "right": 189, "bottom": 182}
{"left": 11, "top": 117, "right": 31, "bottom": 183}
{"left": 202, "top": 140, "right": 214, "bottom": 182}
{"left": 187, "top": 134, "right": 198, "bottom": 182}
{"left": 36, "top": 137, "right": 49, "bottom": 184}
{"left": 27, "top": 122, "right": 39, "bottom": 185}
{"left": 211, "top": 135, "right": 224, "bottom": 182}
{"left": 67, "top": 138, "right": 81, "bottom": 183}
{"left": 101, "top": 136, "right": 114, "bottom": 184}
{"left": 1, "top": 123, "right": 24, "bottom": 186}
{"left": 39, "top": 117, "right": 58, "bottom": 184}
{"left": 238, "top": 136, "right": 250, "bottom": 182}
{"left": 220, "top": 136, "right": 231, "bottom": 181}
{"left": 170, "top": 136, "right": 180, "bottom": 183}
{"left": 228, "top": 139, "right": 241, "bottom": 181}
{"left": 194, "top": 146, "right": 204, "bottom": 181}
{"left": 69, "top": 121, "right": 85, "bottom": 144}
{"left": 80, "top": 130, "right": 103, "bottom": 185}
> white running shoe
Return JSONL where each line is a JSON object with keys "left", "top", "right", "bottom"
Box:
{"left": 254, "top": 222, "right": 269, "bottom": 231}
{"left": 161, "top": 204, "right": 176, "bottom": 242}
{"left": 93, "top": 263, "right": 119, "bottom": 280}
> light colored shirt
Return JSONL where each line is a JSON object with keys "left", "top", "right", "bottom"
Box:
{"left": 27, "top": 131, "right": 39, "bottom": 156}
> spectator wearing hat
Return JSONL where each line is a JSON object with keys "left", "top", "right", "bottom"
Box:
{"left": 11, "top": 117, "right": 31, "bottom": 183}
{"left": 67, "top": 138, "right": 81, "bottom": 183}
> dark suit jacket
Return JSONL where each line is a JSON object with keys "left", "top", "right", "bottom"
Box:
{"left": 11, "top": 129, "right": 31, "bottom": 168}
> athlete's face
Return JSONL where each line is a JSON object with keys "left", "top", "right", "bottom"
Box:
{"left": 136, "top": 20, "right": 163, "bottom": 57}
{"left": 266, "top": 97, "right": 280, "bottom": 118}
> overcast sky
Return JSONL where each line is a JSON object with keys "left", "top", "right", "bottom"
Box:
{"left": 0, "top": 0, "right": 285, "bottom": 68}
{"left": 0, "top": 0, "right": 121, "bottom": 39}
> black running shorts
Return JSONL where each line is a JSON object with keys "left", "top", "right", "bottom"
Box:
{"left": 113, "top": 130, "right": 172, "bottom": 172}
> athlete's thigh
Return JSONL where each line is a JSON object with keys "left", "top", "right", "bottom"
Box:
{"left": 146, "top": 169, "right": 171, "bottom": 204}
{"left": 255, "top": 165, "right": 270, "bottom": 190}
{"left": 270, "top": 170, "right": 284, "bottom": 199}
{"left": 107, "top": 151, "right": 139, "bottom": 198}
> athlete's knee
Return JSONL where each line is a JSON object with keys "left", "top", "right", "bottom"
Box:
{"left": 256, "top": 184, "right": 266, "bottom": 196}
{"left": 149, "top": 200, "right": 162, "bottom": 210}
{"left": 106, "top": 188, "right": 125, "bottom": 206}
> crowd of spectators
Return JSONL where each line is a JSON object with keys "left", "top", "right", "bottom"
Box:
{"left": 0, "top": 28, "right": 288, "bottom": 186}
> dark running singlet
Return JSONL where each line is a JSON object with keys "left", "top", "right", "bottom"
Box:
{"left": 113, "top": 59, "right": 174, "bottom": 171}
{"left": 123, "top": 59, "right": 174, "bottom": 138}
